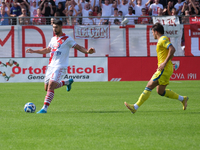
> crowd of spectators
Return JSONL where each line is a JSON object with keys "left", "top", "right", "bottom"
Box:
{"left": 0, "top": 0, "right": 199, "bottom": 25}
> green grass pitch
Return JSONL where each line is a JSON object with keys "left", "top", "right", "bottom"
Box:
{"left": 0, "top": 81, "right": 200, "bottom": 150}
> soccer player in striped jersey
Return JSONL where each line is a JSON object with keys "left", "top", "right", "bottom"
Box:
{"left": 26, "top": 20, "right": 95, "bottom": 113}
{"left": 124, "top": 22, "right": 188, "bottom": 114}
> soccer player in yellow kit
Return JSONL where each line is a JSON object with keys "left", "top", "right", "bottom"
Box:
{"left": 124, "top": 22, "right": 188, "bottom": 114}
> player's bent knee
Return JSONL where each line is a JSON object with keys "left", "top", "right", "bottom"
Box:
{"left": 157, "top": 88, "right": 164, "bottom": 96}
{"left": 157, "top": 90, "right": 165, "bottom": 96}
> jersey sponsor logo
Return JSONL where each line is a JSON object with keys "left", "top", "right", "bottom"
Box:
{"left": 52, "top": 36, "right": 69, "bottom": 50}
{"left": 55, "top": 51, "right": 61, "bottom": 56}
{"left": 53, "top": 43, "right": 61, "bottom": 49}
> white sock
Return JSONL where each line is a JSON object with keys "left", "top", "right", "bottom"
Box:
{"left": 64, "top": 80, "right": 70, "bottom": 85}
{"left": 178, "top": 95, "right": 184, "bottom": 101}
{"left": 134, "top": 104, "right": 139, "bottom": 110}
{"left": 42, "top": 105, "right": 48, "bottom": 111}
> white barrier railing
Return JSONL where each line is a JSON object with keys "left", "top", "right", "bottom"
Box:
{"left": 0, "top": 15, "right": 190, "bottom": 26}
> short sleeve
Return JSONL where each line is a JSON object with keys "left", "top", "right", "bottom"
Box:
{"left": 160, "top": 4, "right": 163, "bottom": 9}
{"left": 67, "top": 36, "right": 77, "bottom": 48}
{"left": 162, "top": 37, "right": 172, "bottom": 49}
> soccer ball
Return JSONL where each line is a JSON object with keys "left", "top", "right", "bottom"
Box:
{"left": 24, "top": 102, "right": 36, "bottom": 113}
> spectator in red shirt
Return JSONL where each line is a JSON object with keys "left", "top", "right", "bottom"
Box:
{"left": 92, "top": 6, "right": 100, "bottom": 16}
{"left": 137, "top": 8, "right": 151, "bottom": 24}
{"left": 32, "top": 8, "right": 46, "bottom": 25}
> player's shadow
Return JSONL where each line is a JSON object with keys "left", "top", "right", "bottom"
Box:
{"left": 77, "top": 110, "right": 127, "bottom": 114}
{"left": 138, "top": 111, "right": 200, "bottom": 114}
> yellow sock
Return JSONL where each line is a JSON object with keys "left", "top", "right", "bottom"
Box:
{"left": 136, "top": 87, "right": 152, "bottom": 107}
{"left": 163, "top": 89, "right": 179, "bottom": 99}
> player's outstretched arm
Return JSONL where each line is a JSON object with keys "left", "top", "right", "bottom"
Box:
{"left": 74, "top": 44, "right": 95, "bottom": 54}
{"left": 26, "top": 47, "right": 51, "bottom": 54}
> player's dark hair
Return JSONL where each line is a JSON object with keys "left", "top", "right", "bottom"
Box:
{"left": 53, "top": 20, "right": 63, "bottom": 26}
{"left": 151, "top": 22, "right": 164, "bottom": 34}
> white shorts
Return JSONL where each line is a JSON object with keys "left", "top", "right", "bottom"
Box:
{"left": 44, "top": 66, "right": 67, "bottom": 84}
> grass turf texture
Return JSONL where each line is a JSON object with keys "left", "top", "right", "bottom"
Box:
{"left": 0, "top": 81, "right": 199, "bottom": 150}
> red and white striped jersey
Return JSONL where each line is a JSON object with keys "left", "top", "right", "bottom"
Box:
{"left": 48, "top": 33, "right": 77, "bottom": 68}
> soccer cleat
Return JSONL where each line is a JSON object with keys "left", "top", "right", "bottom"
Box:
{"left": 181, "top": 96, "right": 189, "bottom": 110}
{"left": 37, "top": 109, "right": 47, "bottom": 114}
{"left": 124, "top": 102, "right": 137, "bottom": 114}
{"left": 67, "top": 79, "right": 74, "bottom": 92}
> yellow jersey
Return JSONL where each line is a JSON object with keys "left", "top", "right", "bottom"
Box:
{"left": 156, "top": 36, "right": 173, "bottom": 71}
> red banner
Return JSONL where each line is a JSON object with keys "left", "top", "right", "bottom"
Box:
{"left": 108, "top": 57, "right": 200, "bottom": 81}
{"left": 190, "top": 24, "right": 200, "bottom": 37}
{"left": 189, "top": 17, "right": 200, "bottom": 37}
{"left": 184, "top": 24, "right": 200, "bottom": 56}
{"left": 189, "top": 16, "right": 200, "bottom": 24}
